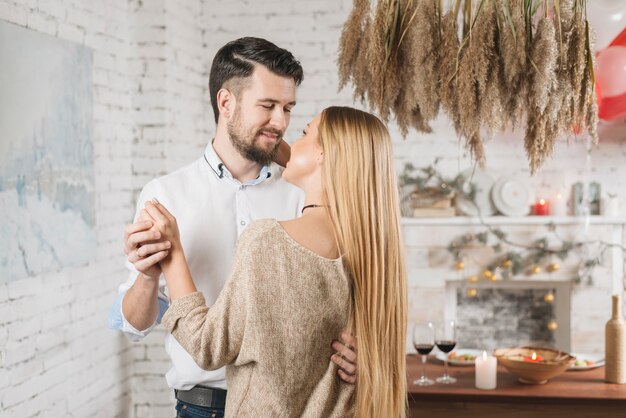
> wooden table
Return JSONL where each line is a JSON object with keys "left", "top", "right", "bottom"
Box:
{"left": 407, "top": 354, "right": 626, "bottom": 418}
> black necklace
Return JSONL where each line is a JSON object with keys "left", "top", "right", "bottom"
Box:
{"left": 301, "top": 204, "right": 328, "bottom": 214}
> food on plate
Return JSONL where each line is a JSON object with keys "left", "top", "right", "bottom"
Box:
{"left": 449, "top": 351, "right": 477, "bottom": 362}
{"left": 573, "top": 359, "right": 596, "bottom": 367}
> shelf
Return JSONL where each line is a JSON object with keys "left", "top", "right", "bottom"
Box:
{"left": 401, "top": 216, "right": 626, "bottom": 226}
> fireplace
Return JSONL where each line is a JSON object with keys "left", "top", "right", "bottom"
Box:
{"left": 445, "top": 279, "right": 572, "bottom": 351}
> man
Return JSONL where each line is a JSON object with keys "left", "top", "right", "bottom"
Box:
{"left": 108, "top": 37, "right": 357, "bottom": 417}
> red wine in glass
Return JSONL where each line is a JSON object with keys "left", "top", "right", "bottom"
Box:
{"left": 436, "top": 320, "right": 457, "bottom": 384}
{"left": 412, "top": 323, "right": 435, "bottom": 386}
{"left": 435, "top": 340, "right": 457, "bottom": 353}
{"left": 415, "top": 344, "right": 435, "bottom": 355}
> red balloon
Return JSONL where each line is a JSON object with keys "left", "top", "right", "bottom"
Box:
{"left": 609, "top": 27, "right": 626, "bottom": 48}
{"left": 595, "top": 28, "right": 626, "bottom": 121}
{"left": 598, "top": 92, "right": 626, "bottom": 121}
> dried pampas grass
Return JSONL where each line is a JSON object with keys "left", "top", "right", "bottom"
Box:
{"left": 568, "top": 14, "right": 587, "bottom": 130}
{"left": 530, "top": 18, "right": 558, "bottom": 115}
{"left": 337, "top": 0, "right": 370, "bottom": 90}
{"left": 351, "top": 15, "right": 373, "bottom": 102}
{"left": 500, "top": 0, "right": 527, "bottom": 127}
{"left": 393, "top": 0, "right": 429, "bottom": 135}
{"left": 476, "top": 0, "right": 505, "bottom": 136}
{"left": 336, "top": 0, "right": 600, "bottom": 173}
{"left": 413, "top": 0, "right": 441, "bottom": 124}
{"left": 439, "top": 9, "right": 461, "bottom": 133}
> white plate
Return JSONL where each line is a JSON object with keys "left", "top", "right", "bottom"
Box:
{"left": 491, "top": 176, "right": 531, "bottom": 217}
{"left": 455, "top": 169, "right": 496, "bottom": 217}
{"left": 435, "top": 348, "right": 483, "bottom": 366}
{"left": 568, "top": 353, "right": 605, "bottom": 371}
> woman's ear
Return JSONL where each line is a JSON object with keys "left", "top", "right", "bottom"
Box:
{"left": 217, "top": 88, "right": 234, "bottom": 119}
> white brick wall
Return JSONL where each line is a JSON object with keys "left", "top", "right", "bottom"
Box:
{"left": 2, "top": 0, "right": 626, "bottom": 416}
{"left": 0, "top": 0, "right": 136, "bottom": 416}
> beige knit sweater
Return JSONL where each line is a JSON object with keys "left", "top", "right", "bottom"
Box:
{"left": 162, "top": 219, "right": 355, "bottom": 417}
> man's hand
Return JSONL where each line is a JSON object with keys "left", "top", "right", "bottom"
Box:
{"left": 273, "top": 139, "right": 291, "bottom": 168}
{"left": 331, "top": 332, "right": 357, "bottom": 384}
{"left": 123, "top": 209, "right": 171, "bottom": 279}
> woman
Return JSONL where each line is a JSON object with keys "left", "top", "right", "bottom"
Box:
{"left": 144, "top": 106, "right": 407, "bottom": 417}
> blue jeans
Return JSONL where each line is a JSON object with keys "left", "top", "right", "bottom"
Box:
{"left": 175, "top": 399, "right": 225, "bottom": 418}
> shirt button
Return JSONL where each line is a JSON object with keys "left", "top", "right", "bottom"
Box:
{"left": 240, "top": 221, "right": 246, "bottom": 226}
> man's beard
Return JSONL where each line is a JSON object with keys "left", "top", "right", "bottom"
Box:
{"left": 227, "top": 108, "right": 283, "bottom": 166}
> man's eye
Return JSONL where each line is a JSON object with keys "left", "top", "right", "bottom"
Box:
{"left": 285, "top": 108, "right": 292, "bottom": 113}
{"left": 261, "top": 104, "right": 273, "bottom": 110}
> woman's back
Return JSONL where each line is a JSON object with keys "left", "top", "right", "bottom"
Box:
{"left": 163, "top": 219, "right": 354, "bottom": 417}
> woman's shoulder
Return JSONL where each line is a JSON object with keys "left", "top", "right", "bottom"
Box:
{"left": 237, "top": 219, "right": 281, "bottom": 248}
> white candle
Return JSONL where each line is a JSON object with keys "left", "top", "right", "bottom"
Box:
{"left": 552, "top": 193, "right": 567, "bottom": 217}
{"left": 475, "top": 351, "right": 497, "bottom": 390}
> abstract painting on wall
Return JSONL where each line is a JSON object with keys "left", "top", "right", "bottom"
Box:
{"left": 0, "top": 21, "right": 95, "bottom": 282}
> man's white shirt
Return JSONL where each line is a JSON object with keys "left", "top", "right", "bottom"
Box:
{"left": 109, "top": 141, "right": 304, "bottom": 390}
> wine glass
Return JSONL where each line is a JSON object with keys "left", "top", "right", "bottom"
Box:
{"left": 435, "top": 319, "right": 457, "bottom": 384}
{"left": 412, "top": 322, "right": 435, "bottom": 386}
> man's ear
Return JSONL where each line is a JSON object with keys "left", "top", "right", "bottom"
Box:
{"left": 217, "top": 88, "right": 234, "bottom": 119}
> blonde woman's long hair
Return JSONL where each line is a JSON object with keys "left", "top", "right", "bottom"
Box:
{"left": 319, "top": 106, "right": 408, "bottom": 418}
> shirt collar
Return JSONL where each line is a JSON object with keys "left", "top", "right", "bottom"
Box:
{"left": 204, "top": 140, "right": 272, "bottom": 185}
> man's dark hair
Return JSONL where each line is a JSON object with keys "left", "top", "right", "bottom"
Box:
{"left": 209, "top": 37, "right": 304, "bottom": 123}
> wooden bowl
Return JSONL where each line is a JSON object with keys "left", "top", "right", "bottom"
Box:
{"left": 493, "top": 346, "right": 576, "bottom": 384}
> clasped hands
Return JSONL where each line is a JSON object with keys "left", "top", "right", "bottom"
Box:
{"left": 123, "top": 199, "right": 357, "bottom": 383}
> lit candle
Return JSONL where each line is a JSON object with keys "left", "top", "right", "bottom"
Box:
{"left": 475, "top": 351, "right": 497, "bottom": 390}
{"left": 522, "top": 352, "right": 545, "bottom": 362}
{"left": 534, "top": 199, "right": 550, "bottom": 216}
{"left": 552, "top": 193, "right": 567, "bottom": 216}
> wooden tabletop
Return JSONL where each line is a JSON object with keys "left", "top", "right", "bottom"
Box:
{"left": 407, "top": 354, "right": 626, "bottom": 405}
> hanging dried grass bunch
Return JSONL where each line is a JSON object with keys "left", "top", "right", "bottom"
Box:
{"left": 525, "top": 16, "right": 559, "bottom": 174}
{"left": 552, "top": 0, "right": 576, "bottom": 135}
{"left": 412, "top": 0, "right": 441, "bottom": 125}
{"left": 351, "top": 16, "right": 373, "bottom": 102}
{"left": 393, "top": 0, "right": 430, "bottom": 135}
{"left": 439, "top": 8, "right": 461, "bottom": 133}
{"left": 476, "top": 0, "right": 505, "bottom": 136}
{"left": 340, "top": 0, "right": 418, "bottom": 123}
{"left": 456, "top": 1, "right": 485, "bottom": 164}
{"left": 499, "top": 0, "right": 527, "bottom": 127}
{"left": 530, "top": 18, "right": 558, "bottom": 115}
{"left": 336, "top": 0, "right": 600, "bottom": 173}
{"left": 568, "top": 9, "right": 587, "bottom": 130}
{"left": 337, "top": 0, "right": 370, "bottom": 90}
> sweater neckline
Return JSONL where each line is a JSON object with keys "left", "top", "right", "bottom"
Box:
{"left": 271, "top": 219, "right": 344, "bottom": 264}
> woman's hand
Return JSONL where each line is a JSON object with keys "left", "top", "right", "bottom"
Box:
{"left": 124, "top": 209, "right": 171, "bottom": 280}
{"left": 143, "top": 199, "right": 182, "bottom": 255}
{"left": 143, "top": 198, "right": 197, "bottom": 300}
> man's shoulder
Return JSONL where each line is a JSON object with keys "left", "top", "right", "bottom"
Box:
{"left": 141, "top": 158, "right": 204, "bottom": 196}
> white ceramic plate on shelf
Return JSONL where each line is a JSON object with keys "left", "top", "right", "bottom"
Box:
{"left": 568, "top": 353, "right": 605, "bottom": 371}
{"left": 491, "top": 176, "right": 531, "bottom": 217}
{"left": 435, "top": 348, "right": 482, "bottom": 366}
{"left": 454, "top": 169, "right": 497, "bottom": 217}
